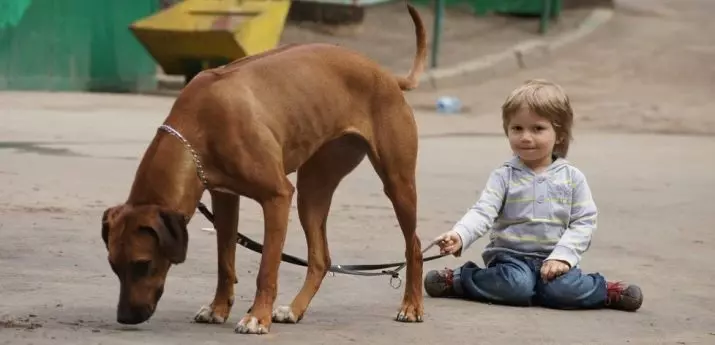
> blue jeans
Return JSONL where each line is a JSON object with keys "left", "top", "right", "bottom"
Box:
{"left": 452, "top": 254, "right": 607, "bottom": 309}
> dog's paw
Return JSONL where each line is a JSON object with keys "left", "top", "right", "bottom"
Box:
{"left": 272, "top": 305, "right": 299, "bottom": 323}
{"left": 396, "top": 311, "right": 423, "bottom": 323}
{"left": 234, "top": 315, "right": 269, "bottom": 334}
{"left": 193, "top": 305, "right": 226, "bottom": 324}
{"left": 395, "top": 303, "right": 424, "bottom": 323}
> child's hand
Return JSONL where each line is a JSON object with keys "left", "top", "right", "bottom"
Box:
{"left": 434, "top": 230, "right": 463, "bottom": 255}
{"left": 540, "top": 259, "right": 571, "bottom": 282}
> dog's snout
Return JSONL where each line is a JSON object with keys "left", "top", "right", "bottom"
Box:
{"left": 117, "top": 306, "right": 152, "bottom": 325}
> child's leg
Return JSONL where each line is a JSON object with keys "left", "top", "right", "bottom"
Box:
{"left": 534, "top": 266, "right": 606, "bottom": 309}
{"left": 425, "top": 254, "right": 538, "bottom": 306}
{"left": 535, "top": 266, "right": 643, "bottom": 311}
{"left": 456, "top": 255, "right": 538, "bottom": 306}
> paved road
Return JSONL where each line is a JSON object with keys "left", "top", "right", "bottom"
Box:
{"left": 407, "top": 0, "right": 715, "bottom": 136}
{"left": 1, "top": 0, "right": 714, "bottom": 344}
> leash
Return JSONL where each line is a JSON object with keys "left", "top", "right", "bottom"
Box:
{"left": 196, "top": 202, "right": 447, "bottom": 289}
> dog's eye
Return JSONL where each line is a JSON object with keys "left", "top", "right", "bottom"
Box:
{"left": 131, "top": 260, "right": 151, "bottom": 278}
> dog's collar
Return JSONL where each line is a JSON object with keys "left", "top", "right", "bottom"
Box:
{"left": 157, "top": 124, "right": 210, "bottom": 189}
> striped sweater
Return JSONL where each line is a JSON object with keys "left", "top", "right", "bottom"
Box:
{"left": 452, "top": 156, "right": 598, "bottom": 268}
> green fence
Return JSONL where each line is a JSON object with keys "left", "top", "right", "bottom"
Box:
{"left": 0, "top": 0, "right": 159, "bottom": 92}
{"left": 412, "top": 0, "right": 561, "bottom": 17}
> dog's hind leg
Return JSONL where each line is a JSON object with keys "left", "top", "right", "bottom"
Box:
{"left": 367, "top": 103, "right": 424, "bottom": 323}
{"left": 272, "top": 135, "right": 367, "bottom": 324}
{"left": 194, "top": 191, "right": 239, "bottom": 324}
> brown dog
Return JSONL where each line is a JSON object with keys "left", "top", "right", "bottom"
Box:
{"left": 101, "top": 2, "right": 427, "bottom": 334}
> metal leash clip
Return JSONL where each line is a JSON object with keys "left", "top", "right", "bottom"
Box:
{"left": 381, "top": 270, "right": 402, "bottom": 289}
{"left": 389, "top": 275, "right": 402, "bottom": 289}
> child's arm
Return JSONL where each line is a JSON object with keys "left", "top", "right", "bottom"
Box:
{"left": 451, "top": 167, "right": 508, "bottom": 256}
{"left": 546, "top": 169, "right": 598, "bottom": 268}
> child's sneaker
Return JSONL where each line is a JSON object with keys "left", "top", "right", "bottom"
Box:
{"left": 605, "top": 281, "right": 643, "bottom": 311}
{"left": 424, "top": 268, "right": 457, "bottom": 297}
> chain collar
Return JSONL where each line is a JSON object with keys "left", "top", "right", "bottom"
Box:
{"left": 157, "top": 124, "right": 210, "bottom": 188}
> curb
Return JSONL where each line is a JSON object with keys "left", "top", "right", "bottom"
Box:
{"left": 420, "top": 8, "right": 615, "bottom": 89}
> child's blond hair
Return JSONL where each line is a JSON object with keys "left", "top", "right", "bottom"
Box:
{"left": 501, "top": 79, "right": 574, "bottom": 158}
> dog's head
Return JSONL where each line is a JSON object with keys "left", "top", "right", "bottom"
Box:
{"left": 101, "top": 204, "right": 188, "bottom": 325}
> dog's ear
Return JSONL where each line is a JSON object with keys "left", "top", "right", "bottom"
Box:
{"left": 101, "top": 206, "right": 122, "bottom": 249}
{"left": 155, "top": 210, "right": 189, "bottom": 264}
{"left": 101, "top": 209, "right": 110, "bottom": 248}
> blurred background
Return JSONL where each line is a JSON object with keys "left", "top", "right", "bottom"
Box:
{"left": 0, "top": 0, "right": 611, "bottom": 94}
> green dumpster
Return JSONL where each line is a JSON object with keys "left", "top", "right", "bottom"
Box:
{"left": 0, "top": 0, "right": 159, "bottom": 92}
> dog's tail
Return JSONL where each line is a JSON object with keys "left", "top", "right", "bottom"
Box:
{"left": 395, "top": 2, "right": 427, "bottom": 91}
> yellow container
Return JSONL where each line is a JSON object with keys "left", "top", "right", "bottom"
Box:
{"left": 129, "top": 0, "right": 290, "bottom": 77}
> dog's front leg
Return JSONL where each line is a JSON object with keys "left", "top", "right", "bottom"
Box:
{"left": 194, "top": 192, "right": 239, "bottom": 324}
{"left": 235, "top": 183, "right": 294, "bottom": 334}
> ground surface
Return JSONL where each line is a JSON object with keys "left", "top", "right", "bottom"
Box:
{"left": 1, "top": 0, "right": 714, "bottom": 344}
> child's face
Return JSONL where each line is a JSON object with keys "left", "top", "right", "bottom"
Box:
{"left": 506, "top": 106, "right": 558, "bottom": 169}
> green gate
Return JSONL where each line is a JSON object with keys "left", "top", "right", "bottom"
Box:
{"left": 0, "top": 0, "right": 159, "bottom": 92}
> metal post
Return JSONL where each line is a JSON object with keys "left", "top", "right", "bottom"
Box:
{"left": 539, "top": 0, "right": 552, "bottom": 34}
{"left": 430, "top": 0, "right": 444, "bottom": 68}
